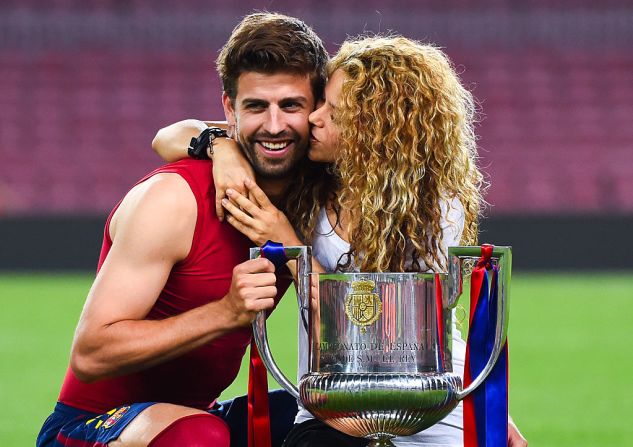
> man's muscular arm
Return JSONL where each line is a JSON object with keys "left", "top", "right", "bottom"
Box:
{"left": 70, "top": 173, "right": 276, "bottom": 382}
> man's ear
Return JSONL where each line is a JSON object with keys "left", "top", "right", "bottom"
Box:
{"left": 222, "top": 93, "right": 236, "bottom": 128}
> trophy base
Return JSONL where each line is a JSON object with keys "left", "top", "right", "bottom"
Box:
{"left": 300, "top": 372, "right": 462, "bottom": 440}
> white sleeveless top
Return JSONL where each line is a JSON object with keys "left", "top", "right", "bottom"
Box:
{"left": 295, "top": 197, "right": 467, "bottom": 446}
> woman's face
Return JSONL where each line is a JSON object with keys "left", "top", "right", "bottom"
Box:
{"left": 308, "top": 69, "right": 345, "bottom": 163}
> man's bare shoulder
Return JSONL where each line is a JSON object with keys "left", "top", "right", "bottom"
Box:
{"left": 130, "top": 172, "right": 197, "bottom": 212}
{"left": 109, "top": 173, "right": 197, "bottom": 260}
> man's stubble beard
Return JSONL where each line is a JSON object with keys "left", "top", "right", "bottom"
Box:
{"left": 236, "top": 131, "right": 308, "bottom": 180}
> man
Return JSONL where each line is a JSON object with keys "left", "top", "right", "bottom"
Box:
{"left": 36, "top": 12, "right": 328, "bottom": 447}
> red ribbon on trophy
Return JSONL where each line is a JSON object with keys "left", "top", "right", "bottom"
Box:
{"left": 464, "top": 244, "right": 509, "bottom": 447}
{"left": 434, "top": 273, "right": 445, "bottom": 368}
{"left": 247, "top": 241, "right": 288, "bottom": 447}
{"left": 247, "top": 341, "right": 272, "bottom": 447}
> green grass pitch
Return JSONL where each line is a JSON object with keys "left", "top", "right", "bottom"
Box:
{"left": 1, "top": 272, "right": 632, "bottom": 446}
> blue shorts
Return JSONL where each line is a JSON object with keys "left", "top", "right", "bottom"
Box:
{"left": 37, "top": 390, "right": 297, "bottom": 447}
{"left": 37, "top": 401, "right": 156, "bottom": 446}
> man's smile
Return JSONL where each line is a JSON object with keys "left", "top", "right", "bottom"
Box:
{"left": 259, "top": 140, "right": 292, "bottom": 151}
{"left": 255, "top": 140, "right": 294, "bottom": 158}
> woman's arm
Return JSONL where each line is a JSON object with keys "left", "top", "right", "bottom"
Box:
{"left": 211, "top": 138, "right": 256, "bottom": 219}
{"left": 152, "top": 119, "right": 209, "bottom": 162}
{"left": 151, "top": 119, "right": 254, "bottom": 219}
{"left": 222, "top": 179, "right": 302, "bottom": 247}
{"left": 222, "top": 179, "right": 326, "bottom": 277}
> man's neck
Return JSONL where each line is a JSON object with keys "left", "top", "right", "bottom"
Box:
{"left": 256, "top": 177, "right": 291, "bottom": 207}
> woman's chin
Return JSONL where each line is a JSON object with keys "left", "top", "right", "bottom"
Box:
{"left": 308, "top": 149, "right": 335, "bottom": 163}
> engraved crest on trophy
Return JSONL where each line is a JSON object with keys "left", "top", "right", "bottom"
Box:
{"left": 344, "top": 280, "right": 382, "bottom": 333}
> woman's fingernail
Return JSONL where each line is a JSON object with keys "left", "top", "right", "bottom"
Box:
{"left": 226, "top": 189, "right": 234, "bottom": 196}
{"left": 221, "top": 198, "right": 228, "bottom": 205}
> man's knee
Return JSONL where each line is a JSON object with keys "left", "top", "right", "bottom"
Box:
{"left": 283, "top": 420, "right": 368, "bottom": 447}
{"left": 214, "top": 390, "right": 297, "bottom": 447}
{"left": 148, "top": 413, "right": 230, "bottom": 447}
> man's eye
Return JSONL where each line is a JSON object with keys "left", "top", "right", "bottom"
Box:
{"left": 245, "top": 103, "right": 266, "bottom": 111}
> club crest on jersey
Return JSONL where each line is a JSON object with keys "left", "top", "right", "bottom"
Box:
{"left": 103, "top": 406, "right": 130, "bottom": 429}
{"left": 344, "top": 280, "right": 382, "bottom": 333}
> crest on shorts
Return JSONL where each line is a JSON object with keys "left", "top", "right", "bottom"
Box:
{"left": 103, "top": 406, "right": 130, "bottom": 429}
{"left": 345, "top": 280, "right": 382, "bottom": 333}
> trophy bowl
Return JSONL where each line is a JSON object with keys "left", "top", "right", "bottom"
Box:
{"left": 300, "top": 372, "right": 462, "bottom": 439}
{"left": 252, "top": 246, "right": 510, "bottom": 447}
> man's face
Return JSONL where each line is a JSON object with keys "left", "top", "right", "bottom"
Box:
{"left": 222, "top": 72, "right": 314, "bottom": 179}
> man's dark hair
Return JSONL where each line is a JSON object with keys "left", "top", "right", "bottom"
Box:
{"left": 217, "top": 12, "right": 329, "bottom": 100}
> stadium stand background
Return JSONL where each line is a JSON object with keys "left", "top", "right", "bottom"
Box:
{"left": 1, "top": 0, "right": 632, "bottom": 270}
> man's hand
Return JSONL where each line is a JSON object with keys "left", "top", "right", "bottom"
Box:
{"left": 222, "top": 257, "right": 277, "bottom": 327}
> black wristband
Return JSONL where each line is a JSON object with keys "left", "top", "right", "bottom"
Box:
{"left": 187, "top": 127, "right": 229, "bottom": 160}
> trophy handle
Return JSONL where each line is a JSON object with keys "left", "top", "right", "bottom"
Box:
{"left": 447, "top": 245, "right": 511, "bottom": 400}
{"left": 250, "top": 245, "right": 311, "bottom": 400}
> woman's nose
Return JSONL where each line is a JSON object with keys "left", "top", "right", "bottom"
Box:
{"left": 309, "top": 105, "right": 325, "bottom": 126}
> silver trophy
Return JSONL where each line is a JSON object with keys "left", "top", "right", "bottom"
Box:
{"left": 251, "top": 246, "right": 511, "bottom": 447}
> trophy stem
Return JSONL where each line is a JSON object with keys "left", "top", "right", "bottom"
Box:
{"left": 367, "top": 437, "right": 396, "bottom": 447}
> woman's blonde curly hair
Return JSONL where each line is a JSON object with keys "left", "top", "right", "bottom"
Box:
{"left": 323, "top": 36, "right": 485, "bottom": 272}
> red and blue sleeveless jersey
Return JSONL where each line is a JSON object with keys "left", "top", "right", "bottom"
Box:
{"left": 58, "top": 159, "right": 254, "bottom": 413}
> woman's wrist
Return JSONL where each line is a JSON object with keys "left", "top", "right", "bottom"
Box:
{"left": 280, "top": 231, "right": 304, "bottom": 248}
{"left": 206, "top": 136, "right": 233, "bottom": 159}
{"left": 188, "top": 127, "right": 229, "bottom": 160}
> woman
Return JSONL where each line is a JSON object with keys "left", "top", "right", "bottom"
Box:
{"left": 154, "top": 35, "right": 526, "bottom": 447}
{"left": 219, "top": 37, "right": 480, "bottom": 272}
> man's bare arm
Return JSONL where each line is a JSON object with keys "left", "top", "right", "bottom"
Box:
{"left": 70, "top": 173, "right": 276, "bottom": 382}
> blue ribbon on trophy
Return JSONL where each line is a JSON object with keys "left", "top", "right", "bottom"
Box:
{"left": 261, "top": 240, "right": 289, "bottom": 269}
{"left": 464, "top": 245, "right": 509, "bottom": 447}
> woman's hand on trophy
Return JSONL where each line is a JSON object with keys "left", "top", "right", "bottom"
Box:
{"left": 508, "top": 418, "right": 528, "bottom": 446}
{"left": 222, "top": 179, "right": 302, "bottom": 247}
{"left": 212, "top": 137, "right": 255, "bottom": 221}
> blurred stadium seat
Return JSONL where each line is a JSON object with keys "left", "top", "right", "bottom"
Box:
{"left": 1, "top": 0, "right": 632, "bottom": 215}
